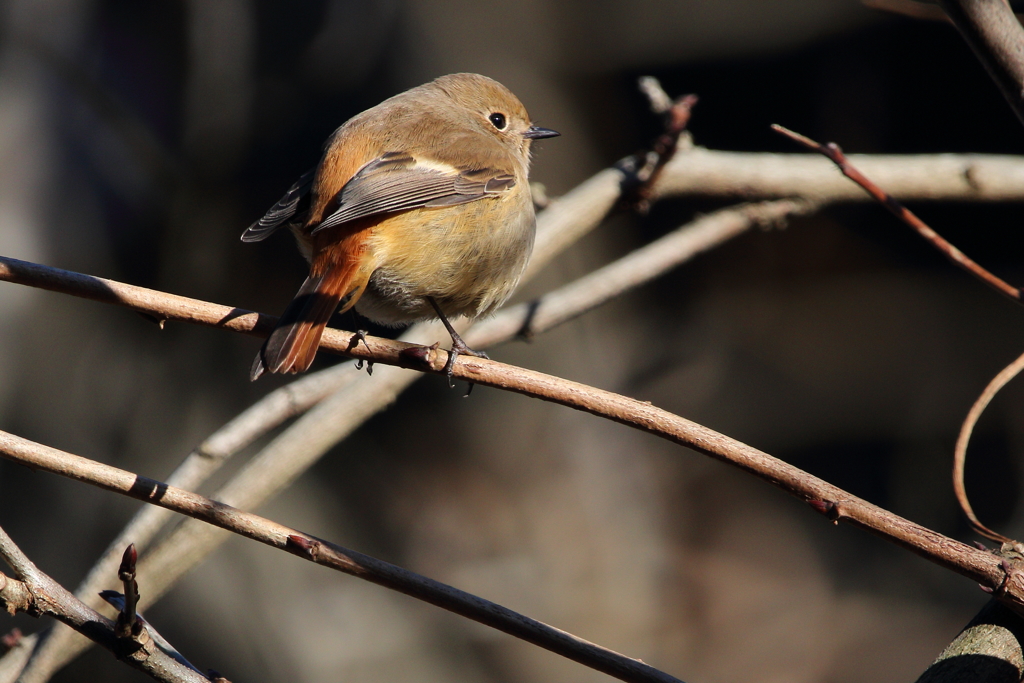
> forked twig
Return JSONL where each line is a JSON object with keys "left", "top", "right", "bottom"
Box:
{"left": 771, "top": 124, "right": 1022, "bottom": 303}
{"left": 620, "top": 77, "right": 699, "bottom": 213}
{"left": 0, "top": 526, "right": 208, "bottom": 683}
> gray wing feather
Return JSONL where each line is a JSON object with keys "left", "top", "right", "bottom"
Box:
{"left": 312, "top": 154, "right": 515, "bottom": 234}
{"left": 241, "top": 169, "right": 315, "bottom": 242}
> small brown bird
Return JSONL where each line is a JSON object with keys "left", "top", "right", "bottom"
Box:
{"left": 243, "top": 73, "right": 558, "bottom": 381}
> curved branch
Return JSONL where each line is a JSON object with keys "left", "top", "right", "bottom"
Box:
{"left": 954, "top": 350, "right": 1024, "bottom": 544}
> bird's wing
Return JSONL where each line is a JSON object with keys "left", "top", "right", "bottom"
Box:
{"left": 311, "top": 152, "right": 516, "bottom": 234}
{"left": 240, "top": 169, "right": 316, "bottom": 242}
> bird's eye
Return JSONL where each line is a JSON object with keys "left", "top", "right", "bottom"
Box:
{"left": 488, "top": 112, "right": 507, "bottom": 130}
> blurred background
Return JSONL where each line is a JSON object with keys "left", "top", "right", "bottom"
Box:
{"left": 3, "top": 1, "right": 1024, "bottom": 681}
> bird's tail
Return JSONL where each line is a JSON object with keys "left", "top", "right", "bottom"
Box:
{"left": 251, "top": 259, "right": 369, "bottom": 380}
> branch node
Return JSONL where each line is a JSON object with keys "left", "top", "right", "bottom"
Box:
{"left": 398, "top": 342, "right": 439, "bottom": 371}
{"left": 807, "top": 498, "right": 843, "bottom": 523}
{"left": 1, "top": 627, "right": 22, "bottom": 652}
{"left": 114, "top": 544, "right": 140, "bottom": 639}
{"left": 286, "top": 534, "right": 322, "bottom": 561}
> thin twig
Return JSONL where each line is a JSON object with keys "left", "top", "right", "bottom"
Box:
{"left": 114, "top": 545, "right": 140, "bottom": 639}
{"left": 862, "top": 0, "right": 951, "bottom": 21}
{"left": 620, "top": 77, "right": 698, "bottom": 213}
{"left": 772, "top": 124, "right": 1023, "bottom": 303}
{"left": 0, "top": 430, "right": 684, "bottom": 683}
{"left": 0, "top": 526, "right": 208, "bottom": 683}
{"left": 953, "top": 350, "right": 1024, "bottom": 544}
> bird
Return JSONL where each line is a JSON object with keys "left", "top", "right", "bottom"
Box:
{"left": 242, "top": 73, "right": 558, "bottom": 381}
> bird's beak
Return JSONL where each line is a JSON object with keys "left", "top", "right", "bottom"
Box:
{"left": 523, "top": 126, "right": 560, "bottom": 140}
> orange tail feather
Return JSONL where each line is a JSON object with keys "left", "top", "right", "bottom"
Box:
{"left": 252, "top": 242, "right": 371, "bottom": 380}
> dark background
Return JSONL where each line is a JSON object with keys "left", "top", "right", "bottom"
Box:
{"left": 2, "top": 1, "right": 1024, "bottom": 681}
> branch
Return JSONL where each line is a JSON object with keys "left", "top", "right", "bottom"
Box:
{"left": 0, "top": 526, "right": 209, "bottom": 683}
{"left": 471, "top": 198, "right": 814, "bottom": 346}
{"left": 654, "top": 147, "right": 1024, "bottom": 201}
{"left": 915, "top": 598, "right": 1024, "bottom": 682}
{"left": 0, "top": 430, "right": 683, "bottom": 683}
{"left": 954, "top": 349, "right": 1024, "bottom": 543}
{"left": 772, "top": 124, "right": 1022, "bottom": 303}
{"left": 938, "top": 0, "right": 1024, "bottom": 128}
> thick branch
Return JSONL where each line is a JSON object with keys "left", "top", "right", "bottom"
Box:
{"left": 654, "top": 148, "right": 1024, "bottom": 201}
{"left": 0, "top": 431, "right": 682, "bottom": 683}
{"left": 939, "top": 0, "right": 1024, "bottom": 129}
{"left": 916, "top": 598, "right": 1024, "bottom": 682}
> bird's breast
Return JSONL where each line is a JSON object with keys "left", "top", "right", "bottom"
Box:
{"left": 355, "top": 191, "right": 535, "bottom": 325}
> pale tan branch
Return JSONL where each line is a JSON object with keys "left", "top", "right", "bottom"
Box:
{"left": 654, "top": 147, "right": 1024, "bottom": 201}
{"left": 0, "top": 430, "right": 683, "bottom": 683}
{"left": 0, "top": 526, "right": 209, "bottom": 683}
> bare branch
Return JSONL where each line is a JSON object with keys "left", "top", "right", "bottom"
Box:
{"left": 938, "top": 0, "right": 1024, "bottom": 128}
{"left": 0, "top": 265, "right": 1021, "bottom": 614}
{"left": 0, "top": 527, "right": 209, "bottom": 683}
{"left": 653, "top": 147, "right": 1024, "bottom": 201}
{"left": 0, "top": 430, "right": 684, "bottom": 683}
{"left": 0, "top": 181, "right": 1013, "bottom": 608}
{"left": 954, "top": 350, "right": 1024, "bottom": 544}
